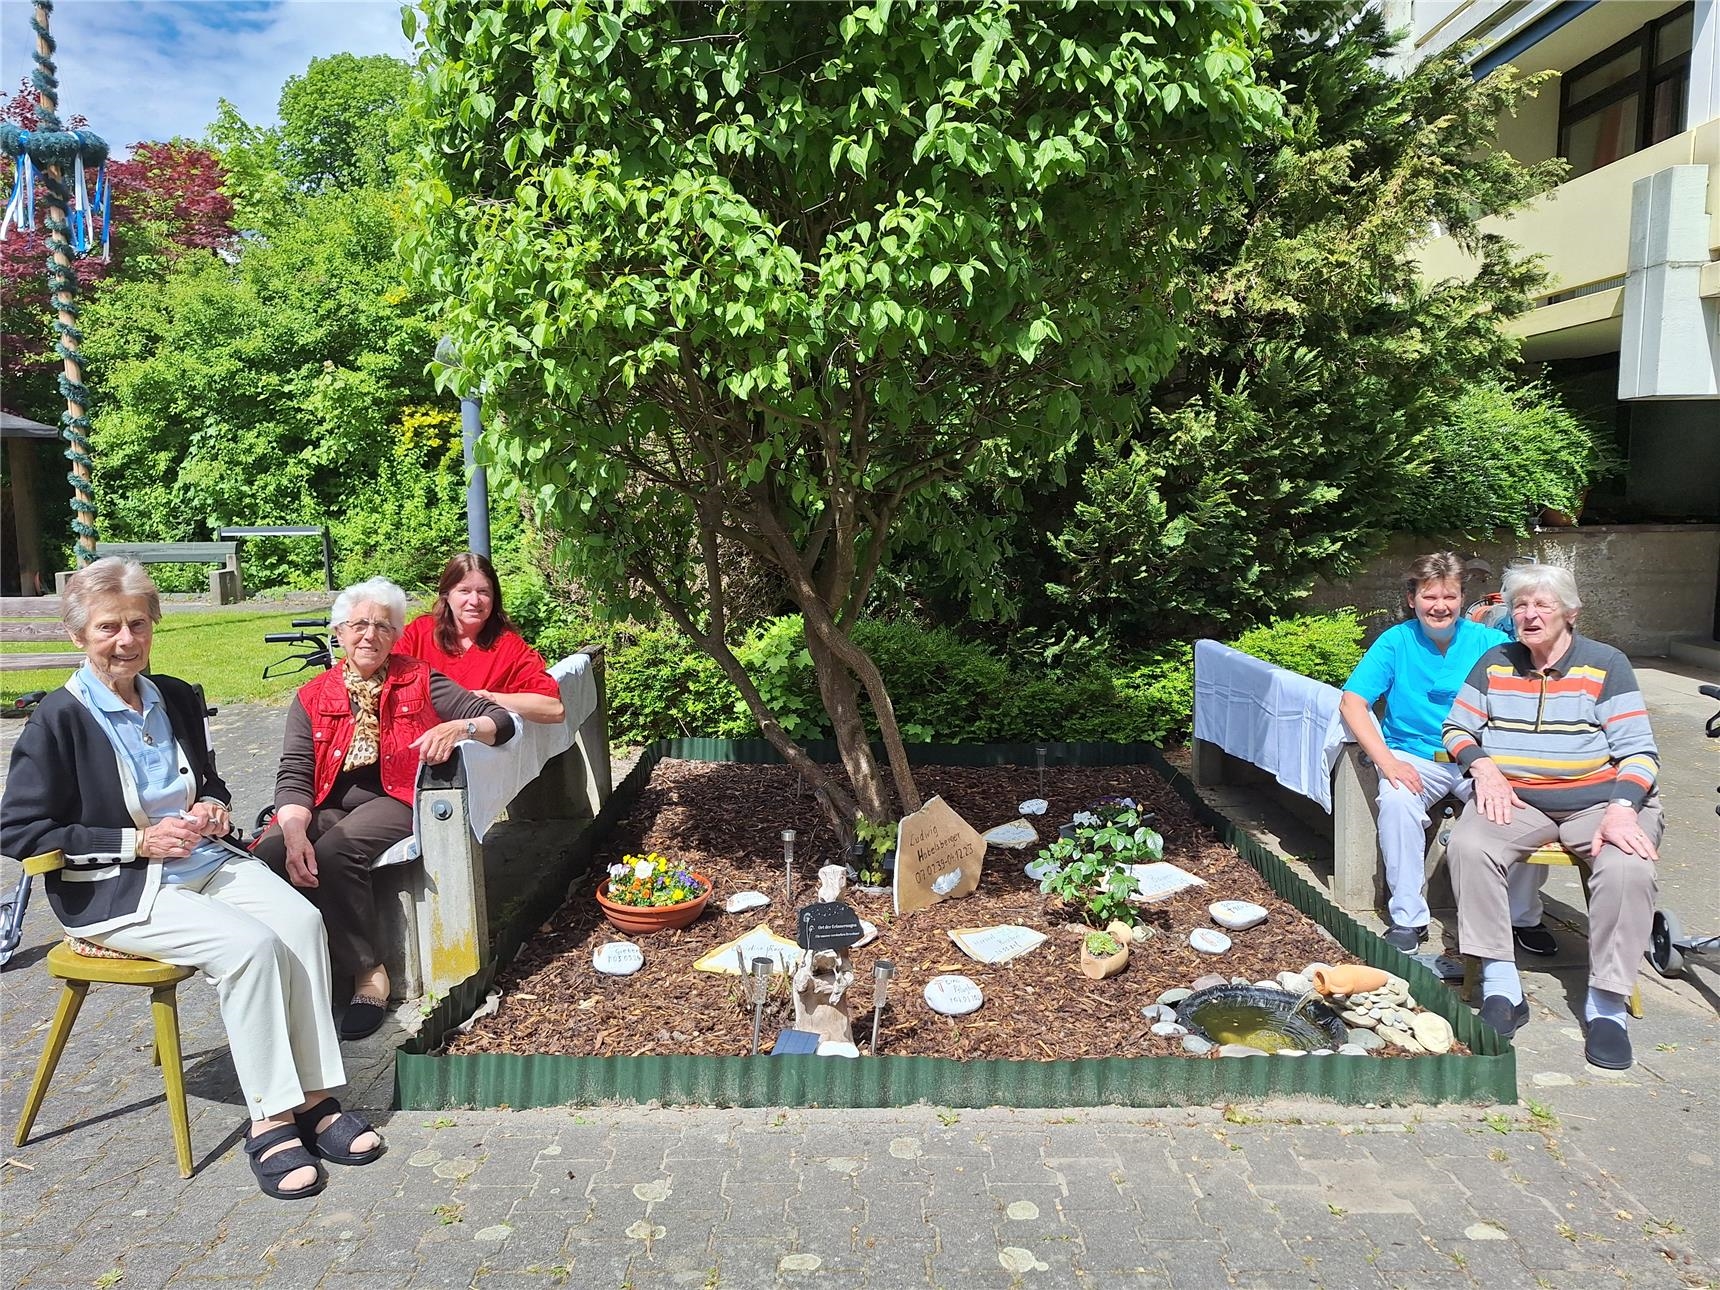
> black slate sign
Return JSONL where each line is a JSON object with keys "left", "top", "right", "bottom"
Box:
{"left": 796, "top": 900, "right": 864, "bottom": 951}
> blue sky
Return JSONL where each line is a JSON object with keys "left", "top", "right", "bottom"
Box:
{"left": 1, "top": 0, "right": 416, "bottom": 155}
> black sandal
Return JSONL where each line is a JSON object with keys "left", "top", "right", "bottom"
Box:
{"left": 294, "top": 1096, "right": 384, "bottom": 1166}
{"left": 339, "top": 994, "right": 389, "bottom": 1041}
{"left": 244, "top": 1123, "right": 327, "bottom": 1200}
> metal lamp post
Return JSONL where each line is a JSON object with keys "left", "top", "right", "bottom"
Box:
{"left": 431, "top": 336, "right": 491, "bottom": 557}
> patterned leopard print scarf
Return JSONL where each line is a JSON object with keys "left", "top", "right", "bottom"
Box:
{"left": 342, "top": 665, "right": 385, "bottom": 770}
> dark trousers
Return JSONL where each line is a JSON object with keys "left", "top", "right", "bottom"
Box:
{"left": 253, "top": 772, "right": 413, "bottom": 982}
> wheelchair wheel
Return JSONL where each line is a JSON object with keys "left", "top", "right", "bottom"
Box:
{"left": 1650, "top": 908, "right": 1686, "bottom": 978}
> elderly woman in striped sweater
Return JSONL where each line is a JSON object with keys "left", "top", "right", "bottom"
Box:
{"left": 1441, "top": 564, "right": 1663, "bottom": 1071}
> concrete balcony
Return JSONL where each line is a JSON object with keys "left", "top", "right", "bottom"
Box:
{"left": 1416, "top": 120, "right": 1720, "bottom": 361}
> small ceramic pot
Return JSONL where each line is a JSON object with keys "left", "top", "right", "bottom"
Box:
{"left": 1079, "top": 920, "right": 1132, "bottom": 980}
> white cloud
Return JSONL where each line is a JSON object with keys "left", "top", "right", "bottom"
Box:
{"left": 1, "top": 1, "right": 416, "bottom": 155}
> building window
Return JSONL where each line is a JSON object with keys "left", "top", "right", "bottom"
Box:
{"left": 1558, "top": 3, "right": 1692, "bottom": 180}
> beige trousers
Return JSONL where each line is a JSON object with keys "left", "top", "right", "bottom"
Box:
{"left": 89, "top": 856, "right": 346, "bottom": 1119}
{"left": 1449, "top": 797, "right": 1663, "bottom": 996}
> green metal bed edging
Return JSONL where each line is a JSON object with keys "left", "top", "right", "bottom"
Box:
{"left": 395, "top": 739, "right": 1516, "bottom": 1110}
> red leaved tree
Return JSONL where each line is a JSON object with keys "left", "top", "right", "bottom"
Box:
{"left": 1, "top": 79, "right": 234, "bottom": 411}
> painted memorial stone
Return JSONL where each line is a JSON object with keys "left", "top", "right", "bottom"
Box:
{"left": 853, "top": 919, "right": 879, "bottom": 949}
{"left": 1208, "top": 900, "right": 1268, "bottom": 932}
{"left": 893, "top": 795, "right": 985, "bottom": 915}
{"left": 1017, "top": 798, "right": 1048, "bottom": 816}
{"left": 1126, "top": 862, "right": 1207, "bottom": 903}
{"left": 1189, "top": 928, "right": 1232, "bottom": 955}
{"left": 797, "top": 901, "right": 865, "bottom": 952}
{"left": 723, "top": 891, "right": 770, "bottom": 914}
{"left": 592, "top": 942, "right": 644, "bottom": 976}
{"left": 948, "top": 925, "right": 1048, "bottom": 965}
{"left": 923, "top": 974, "right": 984, "bottom": 1016}
{"left": 1024, "top": 858, "right": 1058, "bottom": 882}
{"left": 816, "top": 1040, "right": 861, "bottom": 1058}
{"left": 693, "top": 923, "right": 802, "bottom": 975}
{"left": 981, "top": 819, "right": 1039, "bottom": 849}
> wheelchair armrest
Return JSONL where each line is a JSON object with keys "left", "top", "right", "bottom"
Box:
{"left": 23, "top": 850, "right": 65, "bottom": 876}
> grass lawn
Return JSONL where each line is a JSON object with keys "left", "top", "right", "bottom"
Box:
{"left": 1, "top": 610, "right": 325, "bottom": 706}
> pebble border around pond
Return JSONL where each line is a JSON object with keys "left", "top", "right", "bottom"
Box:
{"left": 394, "top": 738, "right": 1517, "bottom": 1111}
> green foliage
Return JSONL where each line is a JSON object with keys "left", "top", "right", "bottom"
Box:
{"left": 909, "top": 1, "right": 1565, "bottom": 647}
{"left": 277, "top": 54, "right": 416, "bottom": 193}
{"left": 851, "top": 815, "right": 895, "bottom": 886}
{"left": 80, "top": 182, "right": 446, "bottom": 592}
{"left": 1229, "top": 611, "right": 1365, "bottom": 688}
{"left": 1384, "top": 381, "right": 1621, "bottom": 536}
{"left": 1036, "top": 805, "right": 1164, "bottom": 928}
{"left": 408, "top": 0, "right": 1283, "bottom": 816}
{"left": 596, "top": 610, "right": 1365, "bottom": 748}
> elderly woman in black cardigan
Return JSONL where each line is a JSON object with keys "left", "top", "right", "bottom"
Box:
{"left": 0, "top": 558, "right": 382, "bottom": 1201}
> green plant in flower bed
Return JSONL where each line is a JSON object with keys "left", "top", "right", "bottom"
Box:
{"left": 1084, "top": 931, "right": 1122, "bottom": 957}
{"left": 852, "top": 815, "right": 896, "bottom": 887}
{"left": 1036, "top": 807, "right": 1164, "bottom": 929}
{"left": 603, "top": 852, "right": 708, "bottom": 907}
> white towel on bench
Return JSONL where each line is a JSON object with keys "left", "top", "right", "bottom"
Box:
{"left": 1192, "top": 639, "right": 1350, "bottom": 812}
{"left": 371, "top": 652, "right": 599, "bottom": 867}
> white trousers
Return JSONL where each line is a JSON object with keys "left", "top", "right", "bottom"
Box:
{"left": 90, "top": 857, "right": 346, "bottom": 1119}
{"left": 1376, "top": 754, "right": 1546, "bottom": 931}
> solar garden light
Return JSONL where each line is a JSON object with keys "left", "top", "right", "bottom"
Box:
{"left": 870, "top": 959, "right": 895, "bottom": 1054}
{"left": 748, "top": 956, "right": 773, "bottom": 1055}
{"left": 1035, "top": 745, "right": 1048, "bottom": 798}
{"left": 781, "top": 828, "right": 796, "bottom": 902}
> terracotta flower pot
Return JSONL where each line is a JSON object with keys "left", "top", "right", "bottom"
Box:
{"left": 596, "top": 874, "right": 712, "bottom": 934}
{"left": 1310, "top": 964, "right": 1388, "bottom": 997}
{"left": 1079, "top": 922, "right": 1131, "bottom": 980}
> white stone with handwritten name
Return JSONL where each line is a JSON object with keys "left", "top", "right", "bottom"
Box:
{"left": 948, "top": 925, "right": 1048, "bottom": 965}
{"left": 723, "top": 891, "right": 770, "bottom": 914}
{"left": 982, "top": 819, "right": 1039, "bottom": 849}
{"left": 1189, "top": 928, "right": 1232, "bottom": 955}
{"left": 1018, "top": 798, "right": 1048, "bottom": 816}
{"left": 1126, "top": 862, "right": 1207, "bottom": 903}
{"left": 923, "top": 974, "right": 984, "bottom": 1016}
{"left": 1024, "top": 858, "right": 1059, "bottom": 882}
{"left": 692, "top": 923, "right": 802, "bottom": 975}
{"left": 1208, "top": 900, "right": 1267, "bottom": 932}
{"left": 592, "top": 942, "right": 644, "bottom": 976}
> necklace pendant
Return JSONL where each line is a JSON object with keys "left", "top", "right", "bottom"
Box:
{"left": 140, "top": 732, "right": 156, "bottom": 747}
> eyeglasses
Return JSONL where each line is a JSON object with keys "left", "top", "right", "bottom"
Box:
{"left": 340, "top": 619, "right": 397, "bottom": 638}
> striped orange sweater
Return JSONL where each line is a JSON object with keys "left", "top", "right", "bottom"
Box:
{"left": 1441, "top": 634, "right": 1659, "bottom": 812}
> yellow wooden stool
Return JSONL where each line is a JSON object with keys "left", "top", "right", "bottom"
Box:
{"left": 11, "top": 852, "right": 198, "bottom": 1177}
{"left": 1460, "top": 844, "right": 1644, "bottom": 1019}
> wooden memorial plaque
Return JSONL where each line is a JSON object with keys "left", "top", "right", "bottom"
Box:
{"left": 796, "top": 900, "right": 864, "bottom": 952}
{"left": 893, "top": 794, "right": 985, "bottom": 915}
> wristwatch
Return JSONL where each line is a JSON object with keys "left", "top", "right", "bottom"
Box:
{"left": 464, "top": 720, "right": 478, "bottom": 738}
{"left": 1608, "top": 797, "right": 1635, "bottom": 808}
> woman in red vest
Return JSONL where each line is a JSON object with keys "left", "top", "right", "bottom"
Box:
{"left": 253, "top": 577, "right": 514, "bottom": 1040}
{"left": 396, "top": 553, "right": 564, "bottom": 724}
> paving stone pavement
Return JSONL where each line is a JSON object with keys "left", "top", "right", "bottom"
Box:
{"left": 5, "top": 685, "right": 1719, "bottom": 1289}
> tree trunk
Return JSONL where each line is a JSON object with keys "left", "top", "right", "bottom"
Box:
{"left": 804, "top": 628, "right": 892, "bottom": 830}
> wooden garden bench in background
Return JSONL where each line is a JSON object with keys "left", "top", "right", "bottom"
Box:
{"left": 55, "top": 541, "right": 244, "bottom": 605}
{"left": 0, "top": 612, "right": 81, "bottom": 673}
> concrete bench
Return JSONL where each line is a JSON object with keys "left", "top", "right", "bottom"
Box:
{"left": 1190, "top": 638, "right": 1454, "bottom": 915}
{"left": 373, "top": 648, "right": 612, "bottom": 1001}
{"left": 55, "top": 541, "right": 243, "bottom": 604}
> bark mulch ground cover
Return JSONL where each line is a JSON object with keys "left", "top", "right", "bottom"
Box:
{"left": 445, "top": 758, "right": 1420, "bottom": 1062}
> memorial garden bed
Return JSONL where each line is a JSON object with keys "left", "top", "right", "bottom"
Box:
{"left": 397, "top": 741, "right": 1513, "bottom": 1108}
{"left": 448, "top": 758, "right": 1378, "bottom": 1060}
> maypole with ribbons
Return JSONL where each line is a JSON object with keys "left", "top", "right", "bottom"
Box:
{"left": 0, "top": 0, "right": 112, "bottom": 566}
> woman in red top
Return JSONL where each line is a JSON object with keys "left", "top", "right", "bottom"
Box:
{"left": 396, "top": 553, "right": 565, "bottom": 725}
